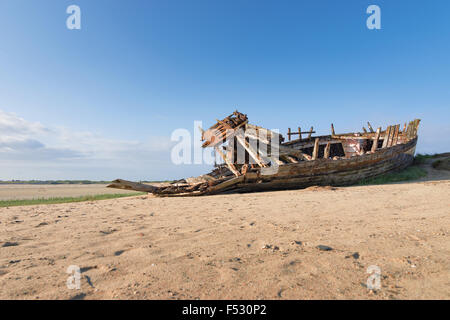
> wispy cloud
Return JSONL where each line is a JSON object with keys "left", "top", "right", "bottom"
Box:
{"left": 0, "top": 109, "right": 195, "bottom": 180}
{"left": 0, "top": 110, "right": 50, "bottom": 136}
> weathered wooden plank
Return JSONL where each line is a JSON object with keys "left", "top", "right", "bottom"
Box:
{"left": 371, "top": 127, "right": 381, "bottom": 152}
{"left": 387, "top": 125, "right": 395, "bottom": 147}
{"left": 332, "top": 134, "right": 373, "bottom": 140}
{"left": 244, "top": 126, "right": 275, "bottom": 145}
{"left": 367, "top": 122, "right": 374, "bottom": 133}
{"left": 392, "top": 124, "right": 400, "bottom": 146}
{"left": 308, "top": 127, "right": 314, "bottom": 139}
{"left": 207, "top": 175, "right": 244, "bottom": 193}
{"left": 275, "top": 145, "right": 312, "bottom": 160}
{"left": 284, "top": 137, "right": 341, "bottom": 149}
{"left": 331, "top": 123, "right": 335, "bottom": 136}
{"left": 386, "top": 126, "right": 394, "bottom": 147}
{"left": 107, "top": 179, "right": 159, "bottom": 193}
{"left": 312, "top": 137, "right": 320, "bottom": 160}
{"left": 215, "top": 146, "right": 240, "bottom": 177}
{"left": 382, "top": 126, "right": 392, "bottom": 148}
{"left": 245, "top": 123, "right": 280, "bottom": 141}
{"left": 324, "top": 142, "right": 331, "bottom": 159}
{"left": 413, "top": 119, "right": 421, "bottom": 137}
{"left": 202, "top": 120, "right": 248, "bottom": 148}
{"left": 235, "top": 134, "right": 268, "bottom": 168}
{"left": 407, "top": 121, "right": 414, "bottom": 139}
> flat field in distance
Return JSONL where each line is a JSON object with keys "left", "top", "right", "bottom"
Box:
{"left": 0, "top": 184, "right": 140, "bottom": 201}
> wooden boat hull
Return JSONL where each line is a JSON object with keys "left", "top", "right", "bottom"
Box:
{"left": 209, "top": 137, "right": 417, "bottom": 194}
{"left": 108, "top": 113, "right": 421, "bottom": 196}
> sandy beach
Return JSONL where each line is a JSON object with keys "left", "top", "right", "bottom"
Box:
{"left": 1, "top": 176, "right": 449, "bottom": 300}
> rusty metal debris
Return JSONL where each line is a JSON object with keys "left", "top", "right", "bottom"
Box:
{"left": 108, "top": 111, "right": 420, "bottom": 196}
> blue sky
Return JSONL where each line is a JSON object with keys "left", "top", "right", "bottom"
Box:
{"left": 0, "top": 0, "right": 449, "bottom": 180}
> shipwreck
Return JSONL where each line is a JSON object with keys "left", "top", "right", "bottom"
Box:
{"left": 108, "top": 111, "right": 420, "bottom": 196}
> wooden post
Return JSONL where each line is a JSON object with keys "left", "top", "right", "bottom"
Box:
{"left": 312, "top": 138, "right": 320, "bottom": 160}
{"left": 308, "top": 127, "right": 314, "bottom": 139}
{"left": 403, "top": 123, "right": 407, "bottom": 133}
{"left": 367, "top": 122, "right": 374, "bottom": 133}
{"left": 298, "top": 127, "right": 302, "bottom": 140}
{"left": 371, "top": 127, "right": 381, "bottom": 152}
{"left": 386, "top": 126, "right": 392, "bottom": 147}
{"left": 388, "top": 125, "right": 396, "bottom": 147}
{"left": 324, "top": 142, "right": 331, "bottom": 159}
{"left": 331, "top": 123, "right": 335, "bottom": 136}
{"left": 392, "top": 124, "right": 400, "bottom": 146}
{"left": 288, "top": 127, "right": 291, "bottom": 141}
{"left": 406, "top": 121, "right": 413, "bottom": 139}
{"left": 382, "top": 126, "right": 391, "bottom": 148}
{"left": 413, "top": 119, "right": 421, "bottom": 137}
{"left": 362, "top": 127, "right": 367, "bottom": 133}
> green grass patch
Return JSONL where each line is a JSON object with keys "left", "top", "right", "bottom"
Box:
{"left": 0, "top": 193, "right": 146, "bottom": 208}
{"left": 413, "top": 153, "right": 439, "bottom": 165}
{"left": 358, "top": 165, "right": 427, "bottom": 186}
{"left": 432, "top": 158, "right": 450, "bottom": 170}
{"left": 432, "top": 159, "right": 442, "bottom": 168}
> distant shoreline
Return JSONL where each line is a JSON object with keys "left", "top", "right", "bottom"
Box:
{"left": 0, "top": 180, "right": 171, "bottom": 185}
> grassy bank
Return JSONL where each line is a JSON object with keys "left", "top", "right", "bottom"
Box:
{"left": 0, "top": 193, "right": 146, "bottom": 208}
{"left": 358, "top": 153, "right": 435, "bottom": 185}
{"left": 413, "top": 153, "right": 439, "bottom": 165}
{"left": 358, "top": 165, "right": 427, "bottom": 185}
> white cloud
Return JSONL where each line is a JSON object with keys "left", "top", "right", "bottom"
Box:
{"left": 0, "top": 110, "right": 49, "bottom": 137}
{"left": 0, "top": 109, "right": 195, "bottom": 180}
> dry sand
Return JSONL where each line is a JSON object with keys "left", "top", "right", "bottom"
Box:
{"left": 1, "top": 176, "right": 449, "bottom": 300}
{"left": 0, "top": 184, "right": 139, "bottom": 201}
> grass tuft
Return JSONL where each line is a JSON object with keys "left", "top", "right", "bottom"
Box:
{"left": 432, "top": 159, "right": 442, "bottom": 169}
{"left": 0, "top": 193, "right": 146, "bottom": 208}
{"left": 358, "top": 165, "right": 427, "bottom": 185}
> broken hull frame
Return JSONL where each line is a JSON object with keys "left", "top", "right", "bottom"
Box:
{"left": 108, "top": 113, "right": 420, "bottom": 196}
{"left": 226, "top": 137, "right": 417, "bottom": 194}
